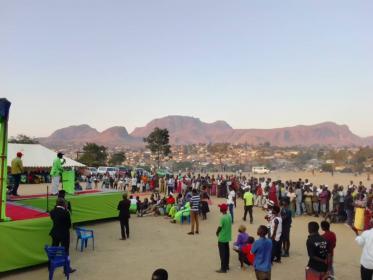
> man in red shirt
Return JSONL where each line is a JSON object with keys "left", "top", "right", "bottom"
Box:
{"left": 320, "top": 221, "right": 336, "bottom": 278}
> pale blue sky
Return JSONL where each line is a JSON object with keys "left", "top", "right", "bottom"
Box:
{"left": 1, "top": 0, "right": 372, "bottom": 137}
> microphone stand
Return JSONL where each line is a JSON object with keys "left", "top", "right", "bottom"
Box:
{"left": 46, "top": 185, "right": 49, "bottom": 213}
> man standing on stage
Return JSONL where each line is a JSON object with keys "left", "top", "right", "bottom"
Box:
{"left": 50, "top": 152, "right": 66, "bottom": 195}
{"left": 10, "top": 152, "right": 24, "bottom": 196}
{"left": 49, "top": 198, "right": 76, "bottom": 273}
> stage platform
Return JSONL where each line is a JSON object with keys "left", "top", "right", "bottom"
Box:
{"left": 0, "top": 191, "right": 136, "bottom": 273}
{"left": 8, "top": 189, "right": 102, "bottom": 201}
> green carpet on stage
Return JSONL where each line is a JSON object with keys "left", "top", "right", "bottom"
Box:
{"left": 0, "top": 192, "right": 124, "bottom": 273}
{"left": 19, "top": 192, "right": 123, "bottom": 223}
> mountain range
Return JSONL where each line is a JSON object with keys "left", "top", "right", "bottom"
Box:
{"left": 37, "top": 115, "right": 373, "bottom": 149}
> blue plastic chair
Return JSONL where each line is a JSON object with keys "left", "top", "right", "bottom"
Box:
{"left": 44, "top": 245, "right": 70, "bottom": 280}
{"left": 180, "top": 211, "right": 191, "bottom": 224}
{"left": 75, "top": 227, "right": 95, "bottom": 252}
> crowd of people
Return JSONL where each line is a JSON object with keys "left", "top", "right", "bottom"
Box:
{"left": 8, "top": 149, "right": 372, "bottom": 279}
{"left": 45, "top": 168, "right": 373, "bottom": 280}
{"left": 94, "top": 172, "right": 373, "bottom": 230}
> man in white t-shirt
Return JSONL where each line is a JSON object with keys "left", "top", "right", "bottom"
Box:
{"left": 130, "top": 177, "right": 137, "bottom": 194}
{"left": 227, "top": 187, "right": 236, "bottom": 224}
{"left": 167, "top": 177, "right": 175, "bottom": 194}
{"left": 354, "top": 219, "right": 373, "bottom": 280}
{"left": 130, "top": 196, "right": 137, "bottom": 205}
{"left": 348, "top": 181, "right": 356, "bottom": 193}
{"left": 270, "top": 205, "right": 282, "bottom": 263}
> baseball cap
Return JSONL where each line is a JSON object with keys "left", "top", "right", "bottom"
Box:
{"left": 218, "top": 203, "right": 228, "bottom": 212}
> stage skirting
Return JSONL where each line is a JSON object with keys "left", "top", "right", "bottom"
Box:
{"left": 0, "top": 192, "right": 123, "bottom": 272}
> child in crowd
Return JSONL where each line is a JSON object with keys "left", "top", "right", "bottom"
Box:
{"left": 233, "top": 225, "right": 249, "bottom": 251}
{"left": 166, "top": 193, "right": 175, "bottom": 215}
{"left": 239, "top": 236, "right": 255, "bottom": 270}
{"left": 138, "top": 198, "right": 149, "bottom": 217}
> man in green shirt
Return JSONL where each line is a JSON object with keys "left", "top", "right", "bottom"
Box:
{"left": 50, "top": 152, "right": 66, "bottom": 195}
{"left": 10, "top": 152, "right": 24, "bottom": 196}
{"left": 216, "top": 203, "right": 232, "bottom": 273}
{"left": 243, "top": 189, "right": 254, "bottom": 224}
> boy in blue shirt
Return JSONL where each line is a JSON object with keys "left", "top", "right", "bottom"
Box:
{"left": 251, "top": 225, "right": 273, "bottom": 280}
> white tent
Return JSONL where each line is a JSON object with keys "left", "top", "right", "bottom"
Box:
{"left": 8, "top": 143, "right": 85, "bottom": 168}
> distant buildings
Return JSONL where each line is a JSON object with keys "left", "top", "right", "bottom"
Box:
{"left": 59, "top": 143, "right": 373, "bottom": 173}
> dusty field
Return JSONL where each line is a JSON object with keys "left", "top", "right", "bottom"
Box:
{"left": 2, "top": 171, "right": 367, "bottom": 280}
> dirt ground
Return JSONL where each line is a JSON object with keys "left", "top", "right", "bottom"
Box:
{"left": 2, "top": 172, "right": 367, "bottom": 280}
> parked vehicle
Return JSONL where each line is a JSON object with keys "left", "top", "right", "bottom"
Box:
{"left": 117, "top": 166, "right": 131, "bottom": 176}
{"left": 97, "top": 166, "right": 119, "bottom": 177}
{"left": 252, "top": 166, "right": 270, "bottom": 174}
{"left": 87, "top": 167, "right": 98, "bottom": 177}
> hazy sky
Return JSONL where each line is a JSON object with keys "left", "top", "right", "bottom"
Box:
{"left": 1, "top": 0, "right": 372, "bottom": 137}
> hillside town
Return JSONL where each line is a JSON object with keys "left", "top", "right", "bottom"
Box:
{"left": 123, "top": 144, "right": 373, "bottom": 173}
{"left": 58, "top": 143, "right": 371, "bottom": 174}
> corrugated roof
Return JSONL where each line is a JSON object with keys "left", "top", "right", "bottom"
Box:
{"left": 8, "top": 143, "right": 85, "bottom": 168}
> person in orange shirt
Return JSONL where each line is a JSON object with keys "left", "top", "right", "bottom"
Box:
{"left": 142, "top": 175, "right": 148, "bottom": 192}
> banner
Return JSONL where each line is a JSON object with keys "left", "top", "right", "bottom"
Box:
{"left": 0, "top": 98, "right": 11, "bottom": 222}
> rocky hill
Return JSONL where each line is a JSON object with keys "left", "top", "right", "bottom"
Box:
{"left": 37, "top": 116, "right": 373, "bottom": 149}
{"left": 131, "top": 116, "right": 233, "bottom": 144}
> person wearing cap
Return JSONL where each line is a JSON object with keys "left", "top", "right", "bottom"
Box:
{"left": 216, "top": 203, "right": 232, "bottom": 273}
{"left": 10, "top": 152, "right": 24, "bottom": 196}
{"left": 50, "top": 152, "right": 66, "bottom": 195}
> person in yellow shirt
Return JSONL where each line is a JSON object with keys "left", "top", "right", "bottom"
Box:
{"left": 11, "top": 152, "right": 24, "bottom": 196}
{"left": 243, "top": 189, "right": 254, "bottom": 224}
